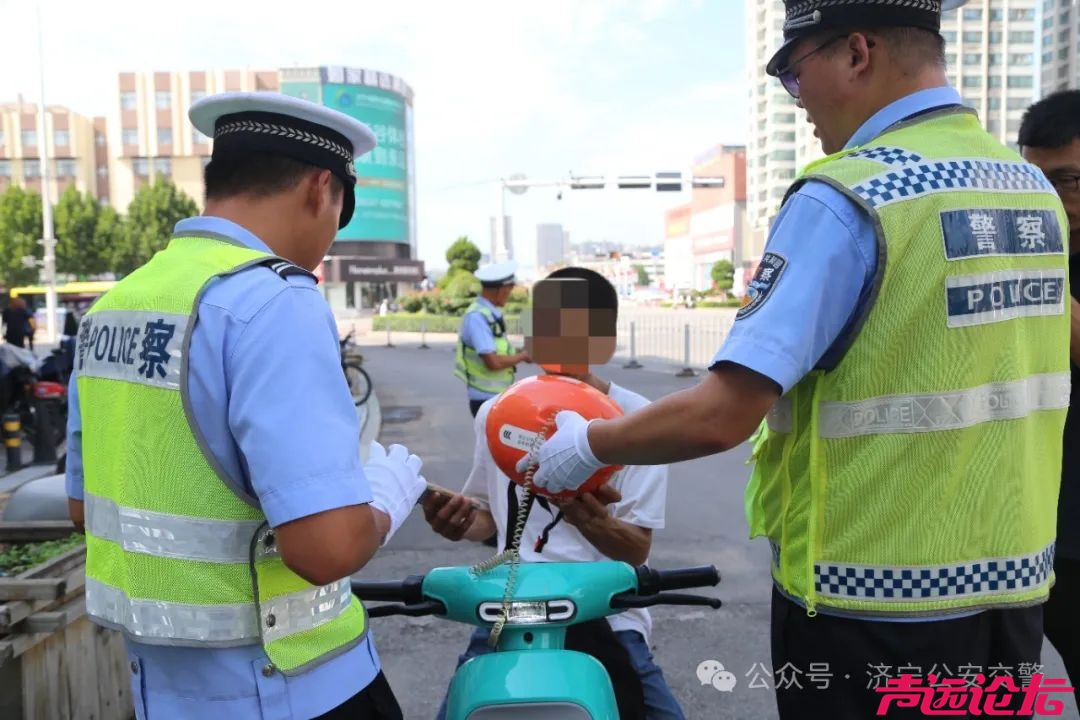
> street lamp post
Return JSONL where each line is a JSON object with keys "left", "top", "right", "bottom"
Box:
{"left": 36, "top": 4, "right": 58, "bottom": 345}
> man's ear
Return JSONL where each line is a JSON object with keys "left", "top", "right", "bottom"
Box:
{"left": 304, "top": 169, "right": 335, "bottom": 214}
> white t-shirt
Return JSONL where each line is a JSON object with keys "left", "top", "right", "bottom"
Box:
{"left": 461, "top": 382, "right": 669, "bottom": 643}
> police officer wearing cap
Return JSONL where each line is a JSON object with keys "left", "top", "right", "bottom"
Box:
{"left": 65, "top": 91, "right": 428, "bottom": 719}
{"left": 521, "top": 1, "right": 1072, "bottom": 717}
{"left": 454, "top": 260, "right": 531, "bottom": 417}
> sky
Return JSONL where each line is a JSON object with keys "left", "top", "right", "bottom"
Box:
{"left": 0, "top": 0, "right": 750, "bottom": 274}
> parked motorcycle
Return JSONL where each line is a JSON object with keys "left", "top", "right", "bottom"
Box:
{"left": 0, "top": 343, "right": 70, "bottom": 468}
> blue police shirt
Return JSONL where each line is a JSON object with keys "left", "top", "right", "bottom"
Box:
{"left": 712, "top": 86, "right": 978, "bottom": 623}
{"left": 459, "top": 296, "right": 507, "bottom": 401}
{"left": 66, "top": 216, "right": 382, "bottom": 720}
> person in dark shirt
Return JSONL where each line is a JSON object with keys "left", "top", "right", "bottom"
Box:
{"left": 1019, "top": 89, "right": 1080, "bottom": 703}
{"left": 2, "top": 297, "right": 32, "bottom": 348}
{"left": 62, "top": 304, "right": 79, "bottom": 338}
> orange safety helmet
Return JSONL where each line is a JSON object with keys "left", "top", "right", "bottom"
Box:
{"left": 485, "top": 374, "right": 625, "bottom": 500}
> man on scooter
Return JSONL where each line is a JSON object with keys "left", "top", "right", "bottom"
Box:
{"left": 423, "top": 267, "right": 685, "bottom": 720}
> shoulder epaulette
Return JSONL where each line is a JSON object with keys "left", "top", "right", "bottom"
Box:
{"left": 261, "top": 258, "right": 318, "bottom": 283}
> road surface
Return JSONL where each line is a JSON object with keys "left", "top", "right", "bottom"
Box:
{"left": 355, "top": 338, "right": 1077, "bottom": 720}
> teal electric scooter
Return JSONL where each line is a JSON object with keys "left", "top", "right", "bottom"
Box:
{"left": 352, "top": 561, "right": 722, "bottom": 719}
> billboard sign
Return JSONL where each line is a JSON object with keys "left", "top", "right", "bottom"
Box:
{"left": 281, "top": 74, "right": 412, "bottom": 245}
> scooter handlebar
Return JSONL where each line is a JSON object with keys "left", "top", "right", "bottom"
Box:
{"left": 351, "top": 564, "right": 722, "bottom": 620}
{"left": 635, "top": 565, "right": 720, "bottom": 595}
{"left": 350, "top": 575, "right": 426, "bottom": 605}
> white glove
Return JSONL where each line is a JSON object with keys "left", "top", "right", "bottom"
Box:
{"left": 364, "top": 441, "right": 426, "bottom": 545}
{"left": 514, "top": 410, "right": 605, "bottom": 495}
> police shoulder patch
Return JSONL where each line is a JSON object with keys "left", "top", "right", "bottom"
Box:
{"left": 737, "top": 252, "right": 788, "bottom": 320}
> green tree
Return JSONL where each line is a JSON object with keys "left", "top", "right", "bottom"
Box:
{"left": 443, "top": 270, "right": 480, "bottom": 299}
{"left": 711, "top": 259, "right": 735, "bottom": 293}
{"left": 445, "top": 236, "right": 481, "bottom": 274}
{"left": 54, "top": 185, "right": 122, "bottom": 276}
{"left": 0, "top": 186, "right": 45, "bottom": 287}
{"left": 633, "top": 264, "right": 650, "bottom": 286}
{"left": 95, "top": 206, "right": 129, "bottom": 275}
{"left": 115, "top": 178, "right": 198, "bottom": 275}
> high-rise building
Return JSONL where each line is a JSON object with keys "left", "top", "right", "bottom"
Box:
{"left": 941, "top": 1, "right": 1040, "bottom": 149}
{"left": 745, "top": 0, "right": 823, "bottom": 263}
{"left": 1041, "top": 0, "right": 1079, "bottom": 95}
{"left": 746, "top": 0, "right": 1045, "bottom": 265}
{"left": 536, "top": 223, "right": 567, "bottom": 270}
{"left": 0, "top": 101, "right": 108, "bottom": 203}
{"left": 489, "top": 215, "right": 513, "bottom": 262}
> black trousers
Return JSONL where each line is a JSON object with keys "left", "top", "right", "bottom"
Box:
{"left": 1045, "top": 556, "right": 1080, "bottom": 707}
{"left": 771, "top": 587, "right": 1048, "bottom": 719}
{"left": 312, "top": 671, "right": 403, "bottom": 719}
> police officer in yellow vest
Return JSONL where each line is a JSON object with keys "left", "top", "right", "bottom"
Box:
{"left": 454, "top": 261, "right": 530, "bottom": 417}
{"left": 521, "top": 1, "right": 1072, "bottom": 717}
{"left": 64, "top": 92, "right": 428, "bottom": 719}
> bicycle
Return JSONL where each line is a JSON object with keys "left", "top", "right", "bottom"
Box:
{"left": 352, "top": 561, "right": 722, "bottom": 719}
{"left": 340, "top": 330, "right": 373, "bottom": 406}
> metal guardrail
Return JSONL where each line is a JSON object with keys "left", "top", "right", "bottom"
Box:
{"left": 373, "top": 309, "right": 739, "bottom": 375}
{"left": 614, "top": 313, "right": 736, "bottom": 374}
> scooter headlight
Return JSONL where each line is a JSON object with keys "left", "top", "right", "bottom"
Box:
{"left": 477, "top": 599, "right": 576, "bottom": 625}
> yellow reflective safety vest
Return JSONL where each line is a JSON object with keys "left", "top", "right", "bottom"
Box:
{"left": 76, "top": 233, "right": 367, "bottom": 675}
{"left": 454, "top": 300, "right": 515, "bottom": 396}
{"left": 746, "top": 106, "right": 1072, "bottom": 619}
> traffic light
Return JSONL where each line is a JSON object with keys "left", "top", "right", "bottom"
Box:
{"left": 569, "top": 176, "right": 605, "bottom": 190}
{"left": 692, "top": 176, "right": 726, "bottom": 189}
{"left": 655, "top": 172, "right": 682, "bottom": 192}
{"left": 616, "top": 175, "right": 651, "bottom": 189}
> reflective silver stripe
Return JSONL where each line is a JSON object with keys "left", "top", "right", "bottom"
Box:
{"left": 815, "top": 543, "right": 1054, "bottom": 603}
{"left": 76, "top": 310, "right": 190, "bottom": 390}
{"left": 819, "top": 372, "right": 1070, "bottom": 439}
{"left": 261, "top": 579, "right": 353, "bottom": 643}
{"left": 85, "top": 577, "right": 353, "bottom": 645}
{"left": 85, "top": 494, "right": 262, "bottom": 564}
{"left": 86, "top": 576, "right": 260, "bottom": 644}
{"left": 767, "top": 397, "right": 793, "bottom": 434}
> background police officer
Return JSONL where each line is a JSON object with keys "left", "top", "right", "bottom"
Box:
{"left": 66, "top": 92, "right": 426, "bottom": 720}
{"left": 1019, "top": 89, "right": 1080, "bottom": 706}
{"left": 454, "top": 260, "right": 530, "bottom": 417}
{"left": 520, "top": 1, "right": 1072, "bottom": 717}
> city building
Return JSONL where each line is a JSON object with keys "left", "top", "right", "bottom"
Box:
{"left": 745, "top": 0, "right": 822, "bottom": 262}
{"left": 0, "top": 101, "right": 108, "bottom": 203}
{"left": 663, "top": 204, "right": 692, "bottom": 292}
{"left": 490, "top": 215, "right": 513, "bottom": 262}
{"left": 278, "top": 66, "right": 421, "bottom": 311}
{"left": 110, "top": 69, "right": 279, "bottom": 211}
{"left": 565, "top": 248, "right": 665, "bottom": 297}
{"left": 536, "top": 223, "right": 568, "bottom": 270}
{"left": 112, "top": 66, "right": 422, "bottom": 315}
{"left": 662, "top": 145, "right": 749, "bottom": 294}
{"left": 745, "top": 0, "right": 1047, "bottom": 267}
{"left": 689, "top": 145, "right": 749, "bottom": 291}
{"left": 1042, "top": 0, "right": 1079, "bottom": 95}
{"left": 941, "top": 0, "right": 1041, "bottom": 149}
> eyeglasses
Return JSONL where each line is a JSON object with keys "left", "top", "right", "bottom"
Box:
{"left": 1050, "top": 175, "right": 1080, "bottom": 194}
{"left": 776, "top": 34, "right": 866, "bottom": 99}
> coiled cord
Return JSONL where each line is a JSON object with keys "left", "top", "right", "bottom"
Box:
{"left": 470, "top": 422, "right": 550, "bottom": 648}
